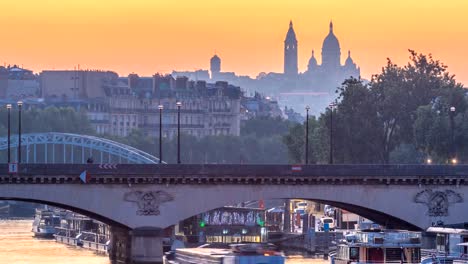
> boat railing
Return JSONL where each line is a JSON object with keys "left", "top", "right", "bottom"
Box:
{"left": 350, "top": 261, "right": 420, "bottom": 264}
{"left": 80, "top": 231, "right": 109, "bottom": 244}
{"left": 54, "top": 227, "right": 78, "bottom": 237}
{"left": 421, "top": 249, "right": 468, "bottom": 259}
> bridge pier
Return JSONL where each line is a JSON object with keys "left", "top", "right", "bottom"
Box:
{"left": 110, "top": 226, "right": 164, "bottom": 264}
{"left": 109, "top": 226, "right": 131, "bottom": 264}
{"left": 130, "top": 227, "right": 165, "bottom": 264}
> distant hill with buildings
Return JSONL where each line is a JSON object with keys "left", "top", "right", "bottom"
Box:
{"left": 173, "top": 21, "right": 360, "bottom": 115}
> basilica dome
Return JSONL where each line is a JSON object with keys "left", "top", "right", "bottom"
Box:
{"left": 307, "top": 50, "right": 318, "bottom": 71}
{"left": 321, "top": 21, "right": 341, "bottom": 68}
{"left": 322, "top": 25, "right": 340, "bottom": 52}
{"left": 345, "top": 51, "right": 355, "bottom": 67}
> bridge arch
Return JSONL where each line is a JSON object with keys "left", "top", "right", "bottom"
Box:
{"left": 236, "top": 199, "right": 420, "bottom": 230}
{"left": 1, "top": 164, "right": 467, "bottom": 231}
{"left": 0, "top": 197, "right": 128, "bottom": 229}
{"left": 0, "top": 132, "right": 160, "bottom": 164}
{"left": 0, "top": 184, "right": 422, "bottom": 230}
{"left": 149, "top": 184, "right": 468, "bottom": 231}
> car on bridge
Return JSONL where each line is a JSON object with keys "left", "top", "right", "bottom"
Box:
{"left": 319, "top": 217, "right": 335, "bottom": 231}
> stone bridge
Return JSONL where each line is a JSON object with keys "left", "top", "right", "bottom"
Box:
{"left": 1, "top": 164, "right": 468, "bottom": 263}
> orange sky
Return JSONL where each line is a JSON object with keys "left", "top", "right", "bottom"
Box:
{"left": 1, "top": 0, "right": 467, "bottom": 84}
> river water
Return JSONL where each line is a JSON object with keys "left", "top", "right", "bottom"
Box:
{"left": 0, "top": 220, "right": 326, "bottom": 264}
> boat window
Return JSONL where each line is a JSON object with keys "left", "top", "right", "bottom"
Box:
{"left": 385, "top": 248, "right": 402, "bottom": 262}
{"left": 403, "top": 248, "right": 420, "bottom": 263}
{"left": 350, "top": 247, "right": 359, "bottom": 260}
{"left": 436, "top": 234, "right": 446, "bottom": 252}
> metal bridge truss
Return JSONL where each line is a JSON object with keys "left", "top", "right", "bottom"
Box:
{"left": 0, "top": 133, "right": 160, "bottom": 164}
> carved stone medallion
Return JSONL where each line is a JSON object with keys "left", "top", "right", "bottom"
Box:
{"left": 414, "top": 189, "right": 463, "bottom": 217}
{"left": 124, "top": 190, "right": 174, "bottom": 216}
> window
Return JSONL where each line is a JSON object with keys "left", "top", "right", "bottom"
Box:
{"left": 350, "top": 247, "right": 359, "bottom": 260}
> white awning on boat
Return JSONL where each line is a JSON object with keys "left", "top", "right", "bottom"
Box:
{"left": 426, "top": 227, "right": 468, "bottom": 234}
{"left": 267, "top": 207, "right": 284, "bottom": 213}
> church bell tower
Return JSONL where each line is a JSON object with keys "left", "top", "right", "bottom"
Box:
{"left": 284, "top": 20, "right": 298, "bottom": 76}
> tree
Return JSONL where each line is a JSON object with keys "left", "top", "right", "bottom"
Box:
{"left": 324, "top": 78, "right": 381, "bottom": 163}
{"left": 241, "top": 116, "right": 293, "bottom": 137}
{"left": 283, "top": 116, "right": 321, "bottom": 164}
{"left": 370, "top": 51, "right": 463, "bottom": 162}
{"left": 283, "top": 50, "right": 465, "bottom": 164}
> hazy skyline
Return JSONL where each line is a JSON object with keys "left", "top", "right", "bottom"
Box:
{"left": 1, "top": 0, "right": 467, "bottom": 84}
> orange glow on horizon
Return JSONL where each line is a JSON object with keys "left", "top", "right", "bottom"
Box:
{"left": 0, "top": 0, "right": 467, "bottom": 85}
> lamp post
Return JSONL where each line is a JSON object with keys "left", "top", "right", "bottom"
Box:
{"left": 450, "top": 106, "right": 456, "bottom": 164}
{"left": 176, "top": 101, "right": 182, "bottom": 164}
{"left": 305, "top": 105, "right": 310, "bottom": 164}
{"left": 329, "top": 102, "right": 336, "bottom": 164}
{"left": 158, "top": 104, "right": 163, "bottom": 164}
{"left": 6, "top": 104, "right": 11, "bottom": 163}
{"left": 17, "top": 101, "right": 23, "bottom": 164}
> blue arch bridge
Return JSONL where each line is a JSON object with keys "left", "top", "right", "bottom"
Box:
{"left": 0, "top": 132, "right": 160, "bottom": 164}
{"left": 1, "top": 132, "right": 468, "bottom": 264}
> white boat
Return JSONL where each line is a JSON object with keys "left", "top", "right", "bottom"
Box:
{"left": 165, "top": 243, "right": 285, "bottom": 264}
{"left": 331, "top": 229, "right": 422, "bottom": 264}
{"left": 32, "top": 208, "right": 60, "bottom": 238}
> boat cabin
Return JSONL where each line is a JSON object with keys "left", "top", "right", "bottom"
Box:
{"left": 426, "top": 227, "right": 468, "bottom": 256}
{"left": 334, "top": 230, "right": 421, "bottom": 264}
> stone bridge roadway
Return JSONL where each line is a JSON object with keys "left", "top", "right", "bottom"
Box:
{"left": 1, "top": 164, "right": 468, "bottom": 263}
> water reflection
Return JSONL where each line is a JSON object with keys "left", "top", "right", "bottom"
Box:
{"left": 0, "top": 220, "right": 109, "bottom": 264}
{"left": 0, "top": 220, "right": 325, "bottom": 264}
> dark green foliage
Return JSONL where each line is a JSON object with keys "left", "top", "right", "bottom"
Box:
{"left": 0, "top": 106, "right": 94, "bottom": 136}
{"left": 283, "top": 50, "right": 466, "bottom": 164}
{"left": 107, "top": 116, "right": 293, "bottom": 164}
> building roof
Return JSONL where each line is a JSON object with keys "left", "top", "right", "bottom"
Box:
{"left": 345, "top": 50, "right": 355, "bottom": 66}
{"left": 210, "top": 54, "right": 221, "bottom": 63}
{"left": 285, "top": 20, "right": 297, "bottom": 43}
{"left": 322, "top": 21, "right": 340, "bottom": 53}
{"left": 308, "top": 50, "right": 318, "bottom": 68}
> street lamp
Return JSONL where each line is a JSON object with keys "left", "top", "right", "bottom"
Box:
{"left": 426, "top": 158, "right": 432, "bottom": 165}
{"left": 329, "top": 102, "right": 337, "bottom": 164}
{"left": 158, "top": 104, "right": 164, "bottom": 164}
{"left": 17, "top": 101, "right": 23, "bottom": 164}
{"left": 305, "top": 105, "right": 310, "bottom": 164}
{"left": 176, "top": 101, "right": 182, "bottom": 164}
{"left": 450, "top": 106, "right": 456, "bottom": 164}
{"left": 6, "top": 104, "right": 11, "bottom": 163}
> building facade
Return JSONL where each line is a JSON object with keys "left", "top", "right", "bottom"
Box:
{"left": 0, "top": 65, "right": 40, "bottom": 100}
{"left": 41, "top": 70, "right": 118, "bottom": 100}
{"left": 40, "top": 71, "right": 242, "bottom": 139}
{"left": 104, "top": 75, "right": 241, "bottom": 138}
